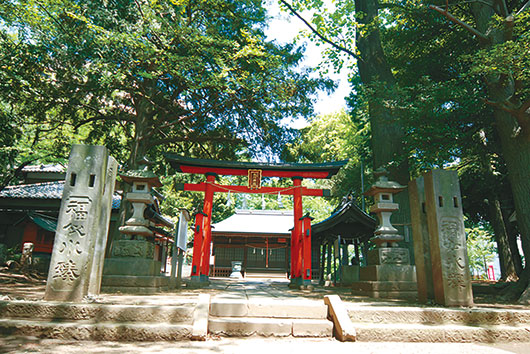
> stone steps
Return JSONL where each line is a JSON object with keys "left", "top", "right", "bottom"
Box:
{"left": 3, "top": 296, "right": 529, "bottom": 343}
{"left": 348, "top": 305, "right": 530, "bottom": 325}
{"left": 0, "top": 318, "right": 192, "bottom": 341}
{"left": 354, "top": 322, "right": 530, "bottom": 342}
{"left": 348, "top": 304, "right": 530, "bottom": 342}
{"left": 0, "top": 299, "right": 196, "bottom": 341}
{"left": 208, "top": 298, "right": 333, "bottom": 338}
{"left": 0, "top": 300, "right": 194, "bottom": 323}
{"left": 210, "top": 298, "right": 328, "bottom": 318}
{"left": 208, "top": 317, "right": 332, "bottom": 337}
{"left": 244, "top": 271, "right": 288, "bottom": 279}
{"left": 101, "top": 275, "right": 169, "bottom": 294}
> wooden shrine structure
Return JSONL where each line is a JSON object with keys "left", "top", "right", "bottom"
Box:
{"left": 165, "top": 154, "right": 347, "bottom": 285}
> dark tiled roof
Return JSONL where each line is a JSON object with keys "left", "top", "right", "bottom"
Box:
{"left": 0, "top": 181, "right": 121, "bottom": 209}
{"left": 22, "top": 164, "right": 66, "bottom": 173}
{"left": 312, "top": 200, "right": 376, "bottom": 241}
{"left": 0, "top": 181, "right": 65, "bottom": 199}
{"left": 165, "top": 153, "right": 348, "bottom": 178}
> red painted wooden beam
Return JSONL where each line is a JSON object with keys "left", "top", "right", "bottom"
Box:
{"left": 176, "top": 182, "right": 331, "bottom": 197}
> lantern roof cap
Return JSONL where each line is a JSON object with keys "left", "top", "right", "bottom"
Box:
{"left": 119, "top": 169, "right": 162, "bottom": 187}
{"left": 364, "top": 168, "right": 405, "bottom": 196}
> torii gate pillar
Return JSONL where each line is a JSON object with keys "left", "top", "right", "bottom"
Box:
{"left": 291, "top": 177, "right": 303, "bottom": 285}
{"left": 200, "top": 173, "right": 217, "bottom": 281}
{"left": 301, "top": 214, "right": 314, "bottom": 286}
{"left": 190, "top": 173, "right": 216, "bottom": 283}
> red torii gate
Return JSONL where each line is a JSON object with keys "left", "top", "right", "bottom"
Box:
{"left": 165, "top": 154, "right": 347, "bottom": 286}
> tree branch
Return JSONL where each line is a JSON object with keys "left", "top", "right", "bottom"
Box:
{"left": 483, "top": 98, "right": 530, "bottom": 133}
{"left": 134, "top": 0, "right": 145, "bottom": 18}
{"left": 36, "top": 1, "right": 68, "bottom": 34}
{"left": 148, "top": 135, "right": 243, "bottom": 148}
{"left": 517, "top": 0, "right": 530, "bottom": 15}
{"left": 72, "top": 113, "right": 134, "bottom": 130}
{"left": 520, "top": 99, "right": 530, "bottom": 115}
{"left": 436, "top": 0, "right": 497, "bottom": 9}
{"left": 277, "top": 0, "right": 361, "bottom": 61}
{"left": 429, "top": 5, "right": 491, "bottom": 43}
{"left": 0, "top": 154, "right": 52, "bottom": 192}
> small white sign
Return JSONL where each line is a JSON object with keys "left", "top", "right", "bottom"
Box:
{"left": 177, "top": 209, "right": 191, "bottom": 251}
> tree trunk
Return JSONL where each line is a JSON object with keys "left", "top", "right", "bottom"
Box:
{"left": 493, "top": 109, "right": 530, "bottom": 300}
{"left": 109, "top": 95, "right": 152, "bottom": 247}
{"left": 477, "top": 132, "right": 518, "bottom": 281}
{"left": 355, "top": 0, "right": 408, "bottom": 184}
{"left": 355, "top": 0, "right": 411, "bottom": 257}
{"left": 470, "top": 0, "right": 530, "bottom": 303}
{"left": 487, "top": 198, "right": 518, "bottom": 281}
{"left": 504, "top": 210, "right": 524, "bottom": 276}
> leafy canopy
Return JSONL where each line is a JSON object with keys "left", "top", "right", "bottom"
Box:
{"left": 0, "top": 0, "right": 332, "bottom": 175}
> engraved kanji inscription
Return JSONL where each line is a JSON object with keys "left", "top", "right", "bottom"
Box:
{"left": 57, "top": 239, "right": 83, "bottom": 256}
{"left": 63, "top": 222, "right": 86, "bottom": 238}
{"left": 446, "top": 272, "right": 466, "bottom": 290}
{"left": 53, "top": 259, "right": 80, "bottom": 282}
{"left": 65, "top": 196, "right": 92, "bottom": 221}
{"left": 441, "top": 219, "right": 461, "bottom": 251}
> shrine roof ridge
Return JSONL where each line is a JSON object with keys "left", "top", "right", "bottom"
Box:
{"left": 312, "top": 199, "right": 376, "bottom": 240}
{"left": 164, "top": 153, "right": 348, "bottom": 178}
{"left": 0, "top": 180, "right": 122, "bottom": 209}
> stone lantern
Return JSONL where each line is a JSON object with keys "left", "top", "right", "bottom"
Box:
{"left": 350, "top": 168, "right": 417, "bottom": 300}
{"left": 118, "top": 169, "right": 162, "bottom": 238}
{"left": 102, "top": 169, "right": 168, "bottom": 292}
{"left": 364, "top": 168, "right": 406, "bottom": 248}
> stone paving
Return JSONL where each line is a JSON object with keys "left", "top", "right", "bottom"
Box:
{"left": 1, "top": 336, "right": 530, "bottom": 353}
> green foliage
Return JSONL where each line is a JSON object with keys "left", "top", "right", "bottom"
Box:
{"left": 282, "top": 109, "right": 371, "bottom": 209}
{"left": 282, "top": 109, "right": 367, "bottom": 162}
{"left": 282, "top": 0, "right": 358, "bottom": 73}
{"left": 465, "top": 12, "right": 530, "bottom": 102}
{"left": 0, "top": 0, "right": 331, "bottom": 176}
{"left": 282, "top": 0, "right": 529, "bottom": 180}
{"left": 465, "top": 218, "right": 497, "bottom": 278}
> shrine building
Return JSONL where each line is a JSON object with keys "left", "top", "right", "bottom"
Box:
{"left": 210, "top": 209, "right": 293, "bottom": 278}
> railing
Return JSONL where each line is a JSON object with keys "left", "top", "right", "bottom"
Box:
{"left": 211, "top": 267, "right": 232, "bottom": 277}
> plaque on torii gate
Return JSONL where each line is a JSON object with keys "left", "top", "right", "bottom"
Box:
{"left": 165, "top": 154, "right": 347, "bottom": 287}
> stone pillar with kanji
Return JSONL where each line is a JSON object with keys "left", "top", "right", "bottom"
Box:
{"left": 415, "top": 169, "right": 473, "bottom": 306}
{"left": 45, "top": 144, "right": 117, "bottom": 302}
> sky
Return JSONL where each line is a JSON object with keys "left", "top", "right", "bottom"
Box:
{"left": 263, "top": 1, "right": 353, "bottom": 128}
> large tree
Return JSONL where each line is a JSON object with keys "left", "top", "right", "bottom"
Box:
{"left": 0, "top": 0, "right": 330, "bottom": 172}
{"left": 428, "top": 0, "right": 530, "bottom": 302}
{"left": 279, "top": 0, "right": 409, "bottom": 185}
{"left": 279, "top": 0, "right": 413, "bottom": 261}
